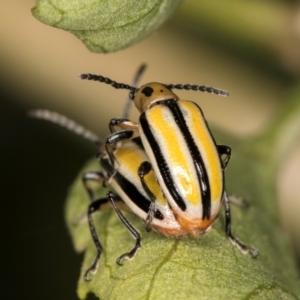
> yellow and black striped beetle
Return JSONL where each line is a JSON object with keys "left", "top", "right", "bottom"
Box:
{"left": 80, "top": 69, "right": 259, "bottom": 262}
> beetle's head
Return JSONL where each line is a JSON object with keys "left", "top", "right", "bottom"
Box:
{"left": 133, "top": 83, "right": 179, "bottom": 113}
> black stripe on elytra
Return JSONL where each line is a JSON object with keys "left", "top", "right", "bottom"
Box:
{"left": 162, "top": 100, "right": 211, "bottom": 220}
{"left": 140, "top": 111, "right": 187, "bottom": 211}
{"left": 100, "top": 156, "right": 164, "bottom": 220}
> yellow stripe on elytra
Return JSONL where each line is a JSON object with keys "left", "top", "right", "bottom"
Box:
{"left": 147, "top": 105, "right": 201, "bottom": 206}
{"left": 144, "top": 170, "right": 167, "bottom": 205}
{"left": 115, "top": 143, "right": 144, "bottom": 173}
{"left": 179, "top": 101, "right": 222, "bottom": 202}
{"left": 115, "top": 143, "right": 167, "bottom": 205}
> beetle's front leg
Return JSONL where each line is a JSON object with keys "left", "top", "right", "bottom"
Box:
{"left": 109, "top": 118, "right": 139, "bottom": 134}
{"left": 106, "top": 117, "right": 140, "bottom": 169}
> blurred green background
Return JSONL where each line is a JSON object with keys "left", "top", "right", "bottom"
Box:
{"left": 1, "top": 0, "right": 300, "bottom": 299}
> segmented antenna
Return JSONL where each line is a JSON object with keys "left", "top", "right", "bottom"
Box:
{"left": 80, "top": 68, "right": 229, "bottom": 100}
{"left": 165, "top": 84, "right": 229, "bottom": 97}
{"left": 123, "top": 64, "right": 147, "bottom": 119}
{"left": 28, "top": 109, "right": 101, "bottom": 147}
{"left": 79, "top": 73, "right": 137, "bottom": 94}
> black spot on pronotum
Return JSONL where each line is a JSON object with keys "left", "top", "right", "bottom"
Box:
{"left": 160, "top": 90, "right": 163, "bottom": 92}
{"left": 142, "top": 86, "right": 154, "bottom": 97}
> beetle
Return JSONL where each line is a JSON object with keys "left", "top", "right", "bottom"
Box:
{"left": 29, "top": 65, "right": 258, "bottom": 282}
{"left": 80, "top": 70, "right": 259, "bottom": 260}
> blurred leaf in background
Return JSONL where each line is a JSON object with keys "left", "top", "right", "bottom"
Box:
{"left": 174, "top": 0, "right": 300, "bottom": 78}
{"left": 32, "top": 0, "right": 182, "bottom": 53}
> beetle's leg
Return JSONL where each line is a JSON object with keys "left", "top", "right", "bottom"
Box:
{"left": 71, "top": 171, "right": 108, "bottom": 226}
{"left": 82, "top": 171, "right": 107, "bottom": 202}
{"left": 223, "top": 190, "right": 259, "bottom": 258}
{"left": 217, "top": 145, "right": 231, "bottom": 169}
{"left": 109, "top": 118, "right": 139, "bottom": 134}
{"left": 84, "top": 196, "right": 116, "bottom": 281}
{"left": 107, "top": 191, "right": 142, "bottom": 265}
{"left": 138, "top": 161, "right": 157, "bottom": 232}
{"left": 106, "top": 117, "right": 139, "bottom": 168}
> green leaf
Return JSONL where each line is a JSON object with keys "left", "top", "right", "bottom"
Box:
{"left": 31, "top": 0, "right": 182, "bottom": 53}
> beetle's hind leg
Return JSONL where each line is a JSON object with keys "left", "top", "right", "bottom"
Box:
{"left": 85, "top": 193, "right": 140, "bottom": 280}
{"left": 83, "top": 179, "right": 141, "bottom": 279}
{"left": 80, "top": 171, "right": 115, "bottom": 281}
{"left": 223, "top": 190, "right": 259, "bottom": 258}
{"left": 106, "top": 192, "right": 142, "bottom": 265}
{"left": 84, "top": 197, "right": 113, "bottom": 281}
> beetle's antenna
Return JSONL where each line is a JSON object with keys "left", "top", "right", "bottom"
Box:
{"left": 123, "top": 64, "right": 147, "bottom": 119}
{"left": 79, "top": 73, "right": 138, "bottom": 96}
{"left": 28, "top": 109, "right": 101, "bottom": 147}
{"left": 165, "top": 84, "right": 229, "bottom": 97}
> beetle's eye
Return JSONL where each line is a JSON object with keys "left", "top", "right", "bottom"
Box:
{"left": 141, "top": 86, "right": 154, "bottom": 97}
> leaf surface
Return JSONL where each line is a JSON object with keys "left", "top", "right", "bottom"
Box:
{"left": 32, "top": 0, "right": 182, "bottom": 53}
